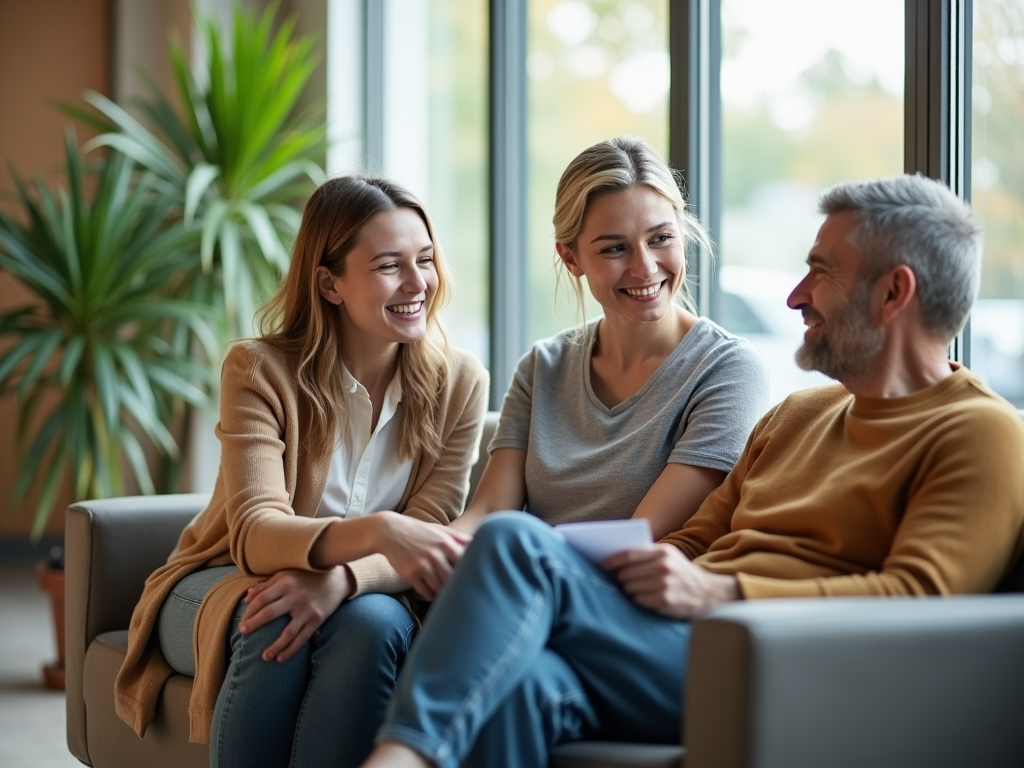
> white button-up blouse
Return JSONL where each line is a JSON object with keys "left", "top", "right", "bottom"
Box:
{"left": 315, "top": 367, "right": 414, "bottom": 518}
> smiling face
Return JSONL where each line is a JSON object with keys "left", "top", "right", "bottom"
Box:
{"left": 557, "top": 185, "right": 686, "bottom": 325}
{"left": 787, "top": 210, "right": 885, "bottom": 382}
{"left": 316, "top": 207, "right": 438, "bottom": 350}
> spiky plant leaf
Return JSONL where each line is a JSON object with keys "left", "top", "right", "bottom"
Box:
{"left": 81, "top": 2, "right": 325, "bottom": 340}
{"left": 0, "top": 131, "right": 214, "bottom": 538}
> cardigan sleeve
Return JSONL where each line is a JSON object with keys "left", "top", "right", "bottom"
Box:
{"left": 217, "top": 343, "right": 334, "bottom": 575}
{"left": 348, "top": 352, "right": 490, "bottom": 597}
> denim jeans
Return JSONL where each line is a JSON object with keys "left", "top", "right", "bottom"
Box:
{"left": 378, "top": 513, "right": 691, "bottom": 768}
{"left": 158, "top": 567, "right": 416, "bottom": 768}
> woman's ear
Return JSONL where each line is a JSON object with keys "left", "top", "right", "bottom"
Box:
{"left": 316, "top": 266, "right": 343, "bottom": 305}
{"left": 556, "top": 242, "right": 584, "bottom": 277}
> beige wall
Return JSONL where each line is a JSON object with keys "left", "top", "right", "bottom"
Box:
{"left": 0, "top": 0, "right": 113, "bottom": 540}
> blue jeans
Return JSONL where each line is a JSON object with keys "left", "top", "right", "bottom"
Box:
{"left": 158, "top": 569, "right": 416, "bottom": 768}
{"left": 378, "top": 513, "right": 691, "bottom": 768}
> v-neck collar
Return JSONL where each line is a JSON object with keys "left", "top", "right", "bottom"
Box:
{"left": 582, "top": 317, "right": 704, "bottom": 416}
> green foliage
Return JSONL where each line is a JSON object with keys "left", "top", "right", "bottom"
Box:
{"left": 84, "top": 3, "right": 325, "bottom": 339}
{"left": 0, "top": 132, "right": 217, "bottom": 539}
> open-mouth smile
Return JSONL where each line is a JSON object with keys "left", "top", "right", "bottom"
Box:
{"left": 622, "top": 281, "right": 665, "bottom": 300}
{"left": 386, "top": 301, "right": 424, "bottom": 316}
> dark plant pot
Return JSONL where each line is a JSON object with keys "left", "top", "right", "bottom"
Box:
{"left": 37, "top": 546, "right": 65, "bottom": 690}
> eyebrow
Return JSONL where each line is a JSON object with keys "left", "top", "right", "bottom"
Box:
{"left": 806, "top": 254, "right": 830, "bottom": 267}
{"left": 590, "top": 221, "right": 674, "bottom": 244}
{"left": 370, "top": 244, "right": 434, "bottom": 261}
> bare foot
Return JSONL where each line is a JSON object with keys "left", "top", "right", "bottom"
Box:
{"left": 361, "top": 741, "right": 433, "bottom": 768}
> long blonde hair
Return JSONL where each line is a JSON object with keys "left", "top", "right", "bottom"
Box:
{"left": 552, "top": 136, "right": 711, "bottom": 320}
{"left": 258, "top": 176, "right": 451, "bottom": 461}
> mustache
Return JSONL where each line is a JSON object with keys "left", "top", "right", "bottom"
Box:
{"left": 802, "top": 307, "right": 825, "bottom": 324}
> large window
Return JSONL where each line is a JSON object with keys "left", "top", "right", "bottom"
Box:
{"left": 328, "top": 1, "right": 1020, "bottom": 409}
{"left": 714, "top": 0, "right": 905, "bottom": 404}
{"left": 970, "top": 0, "right": 1024, "bottom": 407}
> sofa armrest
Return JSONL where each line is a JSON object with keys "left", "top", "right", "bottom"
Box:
{"left": 65, "top": 493, "right": 210, "bottom": 765}
{"left": 684, "top": 596, "right": 1024, "bottom": 768}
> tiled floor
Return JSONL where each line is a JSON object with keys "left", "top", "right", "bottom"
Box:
{"left": 0, "top": 563, "right": 82, "bottom": 768}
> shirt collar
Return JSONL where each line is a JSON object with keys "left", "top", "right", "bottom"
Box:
{"left": 341, "top": 364, "right": 404, "bottom": 406}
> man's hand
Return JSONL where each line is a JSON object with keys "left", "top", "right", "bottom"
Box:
{"left": 239, "top": 566, "right": 353, "bottom": 662}
{"left": 373, "top": 513, "right": 473, "bottom": 600}
{"left": 602, "top": 544, "right": 740, "bottom": 619}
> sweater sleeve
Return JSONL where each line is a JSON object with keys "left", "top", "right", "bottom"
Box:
{"left": 348, "top": 354, "right": 490, "bottom": 597}
{"left": 217, "top": 344, "right": 334, "bottom": 575}
{"left": 661, "top": 407, "right": 772, "bottom": 557}
{"left": 737, "top": 402, "right": 1024, "bottom": 598}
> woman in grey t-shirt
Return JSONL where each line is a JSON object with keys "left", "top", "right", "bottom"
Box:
{"left": 362, "top": 137, "right": 770, "bottom": 768}
{"left": 360, "top": 140, "right": 770, "bottom": 768}
{"left": 451, "top": 137, "right": 770, "bottom": 539}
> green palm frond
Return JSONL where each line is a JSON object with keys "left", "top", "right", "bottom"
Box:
{"left": 82, "top": 2, "right": 325, "bottom": 339}
{"left": 0, "top": 131, "right": 214, "bottom": 539}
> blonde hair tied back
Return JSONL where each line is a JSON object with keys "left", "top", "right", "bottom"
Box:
{"left": 552, "top": 136, "right": 712, "bottom": 325}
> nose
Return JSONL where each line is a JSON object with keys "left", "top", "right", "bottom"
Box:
{"left": 402, "top": 264, "right": 429, "bottom": 294}
{"left": 787, "top": 272, "right": 811, "bottom": 310}
{"left": 629, "top": 245, "right": 658, "bottom": 279}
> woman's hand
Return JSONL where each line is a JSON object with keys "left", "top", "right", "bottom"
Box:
{"left": 373, "top": 513, "right": 472, "bottom": 600}
{"left": 239, "top": 566, "right": 354, "bottom": 662}
{"left": 602, "top": 544, "right": 739, "bottom": 619}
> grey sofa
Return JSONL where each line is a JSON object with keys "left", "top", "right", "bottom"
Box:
{"left": 65, "top": 415, "right": 1024, "bottom": 768}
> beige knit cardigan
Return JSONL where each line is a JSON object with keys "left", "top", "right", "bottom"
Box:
{"left": 114, "top": 340, "right": 488, "bottom": 744}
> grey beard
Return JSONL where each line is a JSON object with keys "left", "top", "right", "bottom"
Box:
{"left": 794, "top": 297, "right": 884, "bottom": 384}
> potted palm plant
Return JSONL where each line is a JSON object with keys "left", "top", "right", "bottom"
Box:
{"left": 0, "top": 132, "right": 217, "bottom": 687}
{"left": 80, "top": 2, "right": 325, "bottom": 341}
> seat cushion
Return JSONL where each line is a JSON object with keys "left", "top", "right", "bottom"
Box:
{"left": 82, "top": 631, "right": 208, "bottom": 768}
{"left": 550, "top": 741, "right": 684, "bottom": 768}
{"left": 83, "top": 632, "right": 681, "bottom": 768}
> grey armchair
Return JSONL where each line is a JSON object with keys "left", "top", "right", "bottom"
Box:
{"left": 65, "top": 413, "right": 1024, "bottom": 768}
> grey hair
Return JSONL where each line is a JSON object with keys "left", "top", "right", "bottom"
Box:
{"left": 819, "top": 174, "right": 982, "bottom": 341}
{"left": 552, "top": 136, "right": 711, "bottom": 318}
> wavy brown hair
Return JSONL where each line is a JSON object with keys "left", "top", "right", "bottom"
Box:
{"left": 257, "top": 176, "right": 451, "bottom": 461}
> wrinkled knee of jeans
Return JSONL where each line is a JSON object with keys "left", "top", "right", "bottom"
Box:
{"left": 323, "top": 593, "right": 414, "bottom": 652}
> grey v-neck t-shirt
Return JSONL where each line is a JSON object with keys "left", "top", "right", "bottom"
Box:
{"left": 489, "top": 317, "right": 771, "bottom": 525}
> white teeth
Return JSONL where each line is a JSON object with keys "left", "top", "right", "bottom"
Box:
{"left": 625, "top": 284, "right": 661, "bottom": 297}
{"left": 387, "top": 302, "right": 422, "bottom": 315}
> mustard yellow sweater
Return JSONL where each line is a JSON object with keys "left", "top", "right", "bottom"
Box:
{"left": 665, "top": 366, "right": 1024, "bottom": 597}
{"left": 115, "top": 341, "right": 488, "bottom": 744}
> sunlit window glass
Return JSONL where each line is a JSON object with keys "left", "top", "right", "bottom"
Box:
{"left": 970, "top": 0, "right": 1024, "bottom": 408}
{"left": 527, "top": 0, "right": 669, "bottom": 344}
{"left": 330, "top": 0, "right": 489, "bottom": 364}
{"left": 716, "top": 0, "right": 904, "bottom": 404}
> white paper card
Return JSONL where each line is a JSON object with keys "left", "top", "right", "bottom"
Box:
{"left": 553, "top": 519, "right": 653, "bottom": 563}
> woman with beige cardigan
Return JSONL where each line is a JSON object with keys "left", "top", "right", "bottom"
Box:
{"left": 114, "top": 176, "right": 488, "bottom": 768}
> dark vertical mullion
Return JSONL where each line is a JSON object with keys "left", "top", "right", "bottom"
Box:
{"left": 488, "top": 0, "right": 528, "bottom": 408}
{"left": 670, "top": 0, "right": 721, "bottom": 319}
{"left": 904, "top": 0, "right": 972, "bottom": 364}
{"left": 364, "top": 0, "right": 385, "bottom": 169}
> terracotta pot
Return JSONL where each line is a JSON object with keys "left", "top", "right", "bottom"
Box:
{"left": 36, "top": 560, "right": 66, "bottom": 690}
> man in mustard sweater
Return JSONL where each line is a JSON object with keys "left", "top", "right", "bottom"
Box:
{"left": 362, "top": 173, "right": 1024, "bottom": 768}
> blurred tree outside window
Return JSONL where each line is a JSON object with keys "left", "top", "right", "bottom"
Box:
{"left": 970, "top": 0, "right": 1024, "bottom": 408}
{"left": 716, "top": 0, "right": 904, "bottom": 405}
